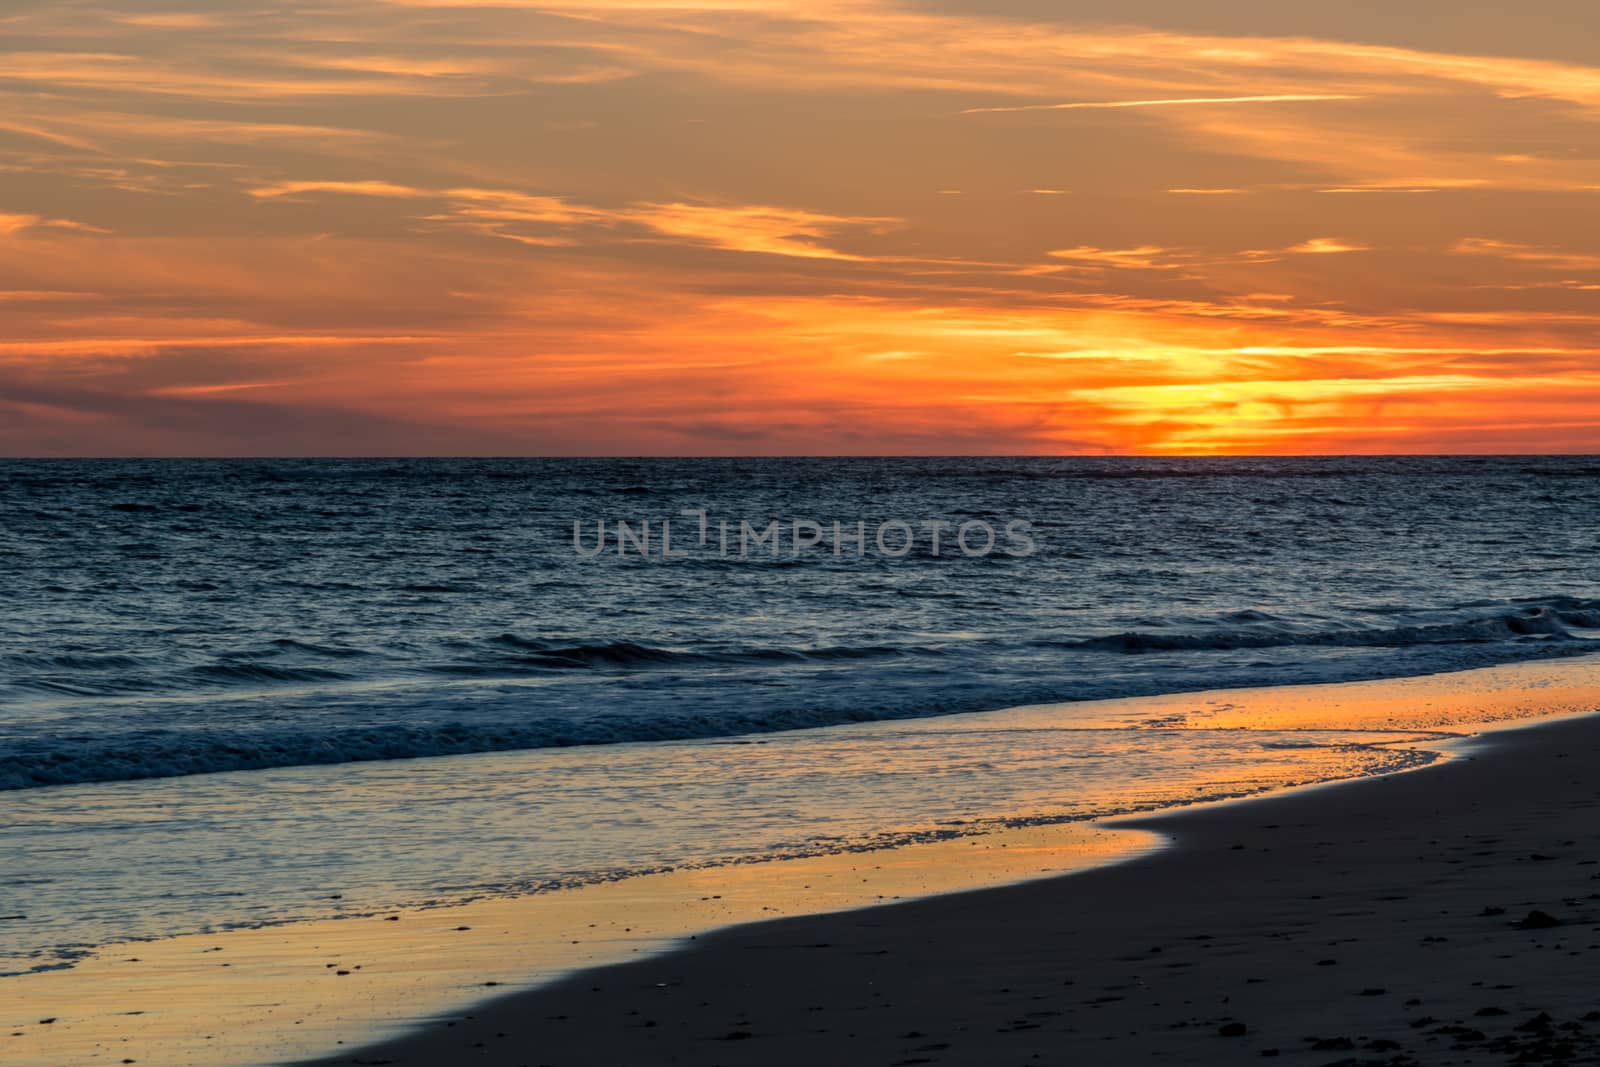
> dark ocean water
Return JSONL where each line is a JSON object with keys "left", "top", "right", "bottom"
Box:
{"left": 3, "top": 456, "right": 1598, "bottom": 791}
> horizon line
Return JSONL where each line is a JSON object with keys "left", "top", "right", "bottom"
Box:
{"left": 2, "top": 452, "right": 1597, "bottom": 462}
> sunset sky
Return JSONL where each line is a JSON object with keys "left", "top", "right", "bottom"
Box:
{"left": 3, "top": 0, "right": 1600, "bottom": 455}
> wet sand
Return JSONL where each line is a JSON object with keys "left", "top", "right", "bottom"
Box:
{"left": 1, "top": 819, "right": 1156, "bottom": 1067}
{"left": 312, "top": 712, "right": 1600, "bottom": 1066}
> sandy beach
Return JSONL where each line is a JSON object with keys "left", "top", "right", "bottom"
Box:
{"left": 309, "top": 711, "right": 1600, "bottom": 1067}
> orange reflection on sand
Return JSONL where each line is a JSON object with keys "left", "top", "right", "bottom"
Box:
{"left": 975, "top": 655, "right": 1600, "bottom": 736}
{"left": 3, "top": 821, "right": 1156, "bottom": 1067}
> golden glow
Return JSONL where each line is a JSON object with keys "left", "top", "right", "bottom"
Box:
{"left": 2, "top": 0, "right": 1600, "bottom": 453}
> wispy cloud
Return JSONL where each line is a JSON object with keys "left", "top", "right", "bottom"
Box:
{"left": 0, "top": 119, "right": 105, "bottom": 153}
{"left": 249, "top": 180, "right": 898, "bottom": 260}
{"left": 1318, "top": 179, "right": 1490, "bottom": 194}
{"left": 0, "top": 212, "right": 110, "bottom": 236}
{"left": 1046, "top": 246, "right": 1182, "bottom": 269}
{"left": 248, "top": 180, "right": 429, "bottom": 200}
{"left": 623, "top": 202, "right": 897, "bottom": 260}
{"left": 1453, "top": 237, "right": 1600, "bottom": 271}
{"left": 963, "top": 94, "right": 1359, "bottom": 115}
{"left": 0, "top": 289, "right": 100, "bottom": 302}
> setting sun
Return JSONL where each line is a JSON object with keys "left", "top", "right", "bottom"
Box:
{"left": 4, "top": 0, "right": 1600, "bottom": 455}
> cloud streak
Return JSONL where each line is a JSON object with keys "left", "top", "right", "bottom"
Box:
{"left": 250, "top": 180, "right": 900, "bottom": 260}
{"left": 0, "top": 212, "right": 110, "bottom": 236}
{"left": 962, "top": 94, "right": 1360, "bottom": 115}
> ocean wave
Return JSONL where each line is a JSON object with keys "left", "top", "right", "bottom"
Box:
{"left": 0, "top": 702, "right": 931, "bottom": 790}
{"left": 1074, "top": 603, "right": 1600, "bottom": 653}
{"left": 3, "top": 652, "right": 145, "bottom": 671}
{"left": 448, "top": 637, "right": 924, "bottom": 671}
{"left": 186, "top": 663, "right": 357, "bottom": 684}
{"left": 3, "top": 637, "right": 1594, "bottom": 791}
{"left": 12, "top": 677, "right": 163, "bottom": 697}
{"left": 262, "top": 638, "right": 374, "bottom": 658}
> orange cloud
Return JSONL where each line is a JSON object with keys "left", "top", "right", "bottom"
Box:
{"left": 1047, "top": 246, "right": 1184, "bottom": 270}
{"left": 962, "top": 94, "right": 1359, "bottom": 115}
{"left": 624, "top": 202, "right": 898, "bottom": 260}
{"left": 1453, "top": 237, "right": 1600, "bottom": 271}
{"left": 248, "top": 180, "right": 898, "bottom": 260}
{"left": 248, "top": 180, "right": 429, "bottom": 200}
{"left": 0, "top": 213, "right": 110, "bottom": 236}
{"left": 1286, "top": 238, "right": 1371, "bottom": 254}
{"left": 3, "top": 0, "right": 1600, "bottom": 454}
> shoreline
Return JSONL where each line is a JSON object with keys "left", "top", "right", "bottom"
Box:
{"left": 9, "top": 657, "right": 1600, "bottom": 1067}
{"left": 308, "top": 709, "right": 1600, "bottom": 1067}
{"left": 9, "top": 639, "right": 1592, "bottom": 795}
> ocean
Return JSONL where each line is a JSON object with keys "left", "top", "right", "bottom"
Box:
{"left": 4, "top": 456, "right": 1600, "bottom": 978}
